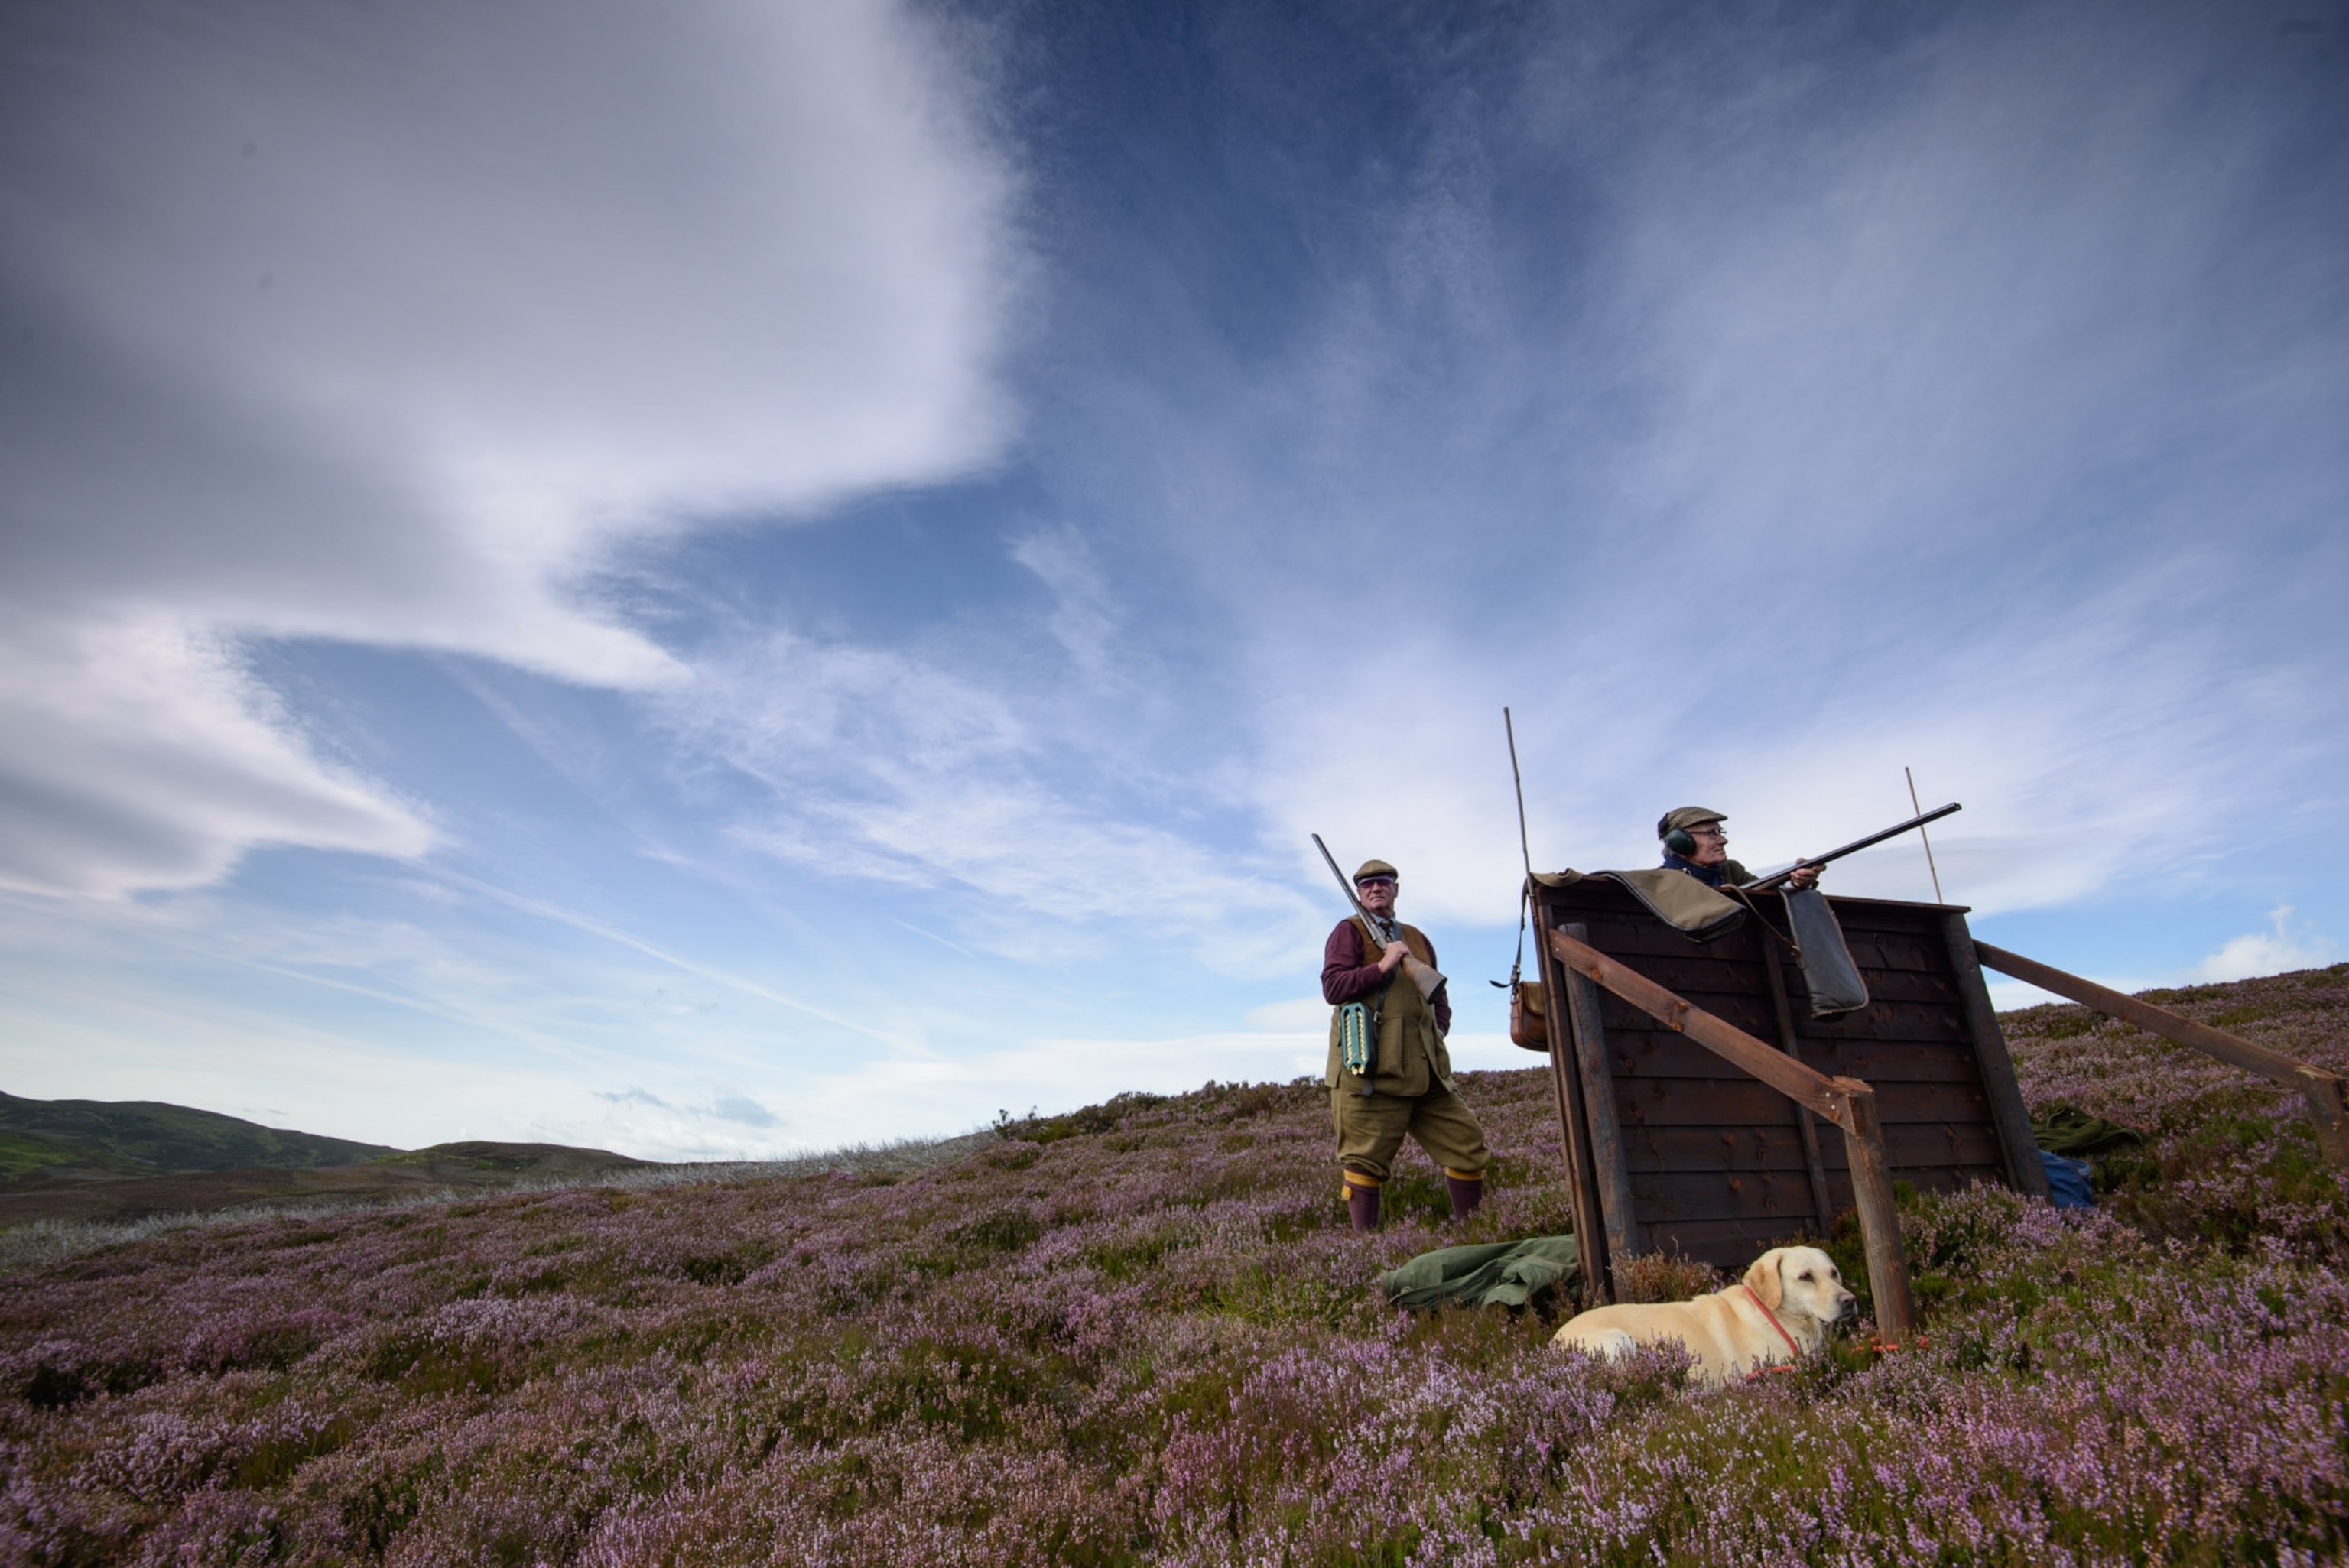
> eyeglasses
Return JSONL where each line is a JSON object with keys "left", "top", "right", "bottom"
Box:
{"left": 1356, "top": 876, "right": 1398, "bottom": 890}
{"left": 1688, "top": 826, "right": 1728, "bottom": 839}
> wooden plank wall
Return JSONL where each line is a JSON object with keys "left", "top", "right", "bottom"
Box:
{"left": 1535, "top": 880, "right": 2016, "bottom": 1269}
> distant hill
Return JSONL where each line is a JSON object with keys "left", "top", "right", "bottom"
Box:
{"left": 367, "top": 1141, "right": 651, "bottom": 1182}
{"left": 0, "top": 1090, "right": 398, "bottom": 1187}
{"left": 0, "top": 1093, "right": 654, "bottom": 1226}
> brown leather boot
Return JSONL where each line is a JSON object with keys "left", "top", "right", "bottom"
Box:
{"left": 1444, "top": 1168, "right": 1484, "bottom": 1222}
{"left": 1343, "top": 1174, "right": 1382, "bottom": 1232}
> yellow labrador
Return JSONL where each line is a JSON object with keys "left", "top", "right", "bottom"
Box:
{"left": 1550, "top": 1246, "right": 1857, "bottom": 1388}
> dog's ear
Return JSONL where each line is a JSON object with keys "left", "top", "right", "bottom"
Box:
{"left": 1743, "top": 1249, "right": 1784, "bottom": 1311}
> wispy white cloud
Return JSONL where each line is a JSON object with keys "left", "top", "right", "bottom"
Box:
{"left": 709, "top": 1092, "right": 779, "bottom": 1130}
{"left": 628, "top": 0, "right": 2348, "bottom": 1009}
{"left": 1084, "top": 1, "right": 2349, "bottom": 936}
{"left": 667, "top": 625, "right": 1323, "bottom": 975}
{"left": 1234, "top": 579, "right": 2315, "bottom": 940}
{"left": 1010, "top": 525, "right": 1129, "bottom": 688}
{"left": 726, "top": 1022, "right": 1537, "bottom": 1148}
{"left": 1982, "top": 980, "right": 2065, "bottom": 1013}
{"left": 0, "top": 613, "right": 434, "bottom": 898}
{"left": 424, "top": 865, "right": 909, "bottom": 1050}
{"left": 1596, "top": 15, "right": 2324, "bottom": 560}
{"left": 0, "top": 0, "right": 1019, "bottom": 898}
{"left": 2188, "top": 905, "right": 2341, "bottom": 984}
{"left": 1244, "top": 995, "right": 1331, "bottom": 1031}
{"left": 1980, "top": 904, "right": 2342, "bottom": 1013}
{"left": 0, "top": 885, "right": 896, "bottom": 1158}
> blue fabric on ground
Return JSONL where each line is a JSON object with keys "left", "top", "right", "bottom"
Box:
{"left": 2039, "top": 1149, "right": 2096, "bottom": 1209}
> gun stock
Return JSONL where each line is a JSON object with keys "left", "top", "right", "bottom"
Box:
{"left": 1399, "top": 952, "right": 1446, "bottom": 1001}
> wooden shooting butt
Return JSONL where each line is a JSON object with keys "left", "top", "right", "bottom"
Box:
{"left": 1530, "top": 878, "right": 2039, "bottom": 1316}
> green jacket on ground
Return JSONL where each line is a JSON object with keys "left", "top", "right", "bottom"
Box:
{"left": 1379, "top": 1235, "right": 1582, "bottom": 1310}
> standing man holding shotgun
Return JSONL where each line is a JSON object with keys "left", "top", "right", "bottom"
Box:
{"left": 1317, "top": 848, "right": 1492, "bottom": 1232}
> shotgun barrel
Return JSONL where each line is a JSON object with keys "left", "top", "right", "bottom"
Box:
{"left": 1738, "top": 803, "right": 1962, "bottom": 893}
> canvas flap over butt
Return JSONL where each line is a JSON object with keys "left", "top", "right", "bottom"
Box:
{"left": 1782, "top": 886, "right": 1867, "bottom": 1016}
{"left": 1603, "top": 868, "right": 1746, "bottom": 943}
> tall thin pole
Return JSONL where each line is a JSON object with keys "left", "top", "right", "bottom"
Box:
{"left": 1503, "top": 707, "right": 1535, "bottom": 883}
{"left": 1905, "top": 766, "right": 1945, "bottom": 904}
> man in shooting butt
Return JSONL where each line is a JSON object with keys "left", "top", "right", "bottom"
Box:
{"left": 1321, "top": 859, "right": 1491, "bottom": 1232}
{"left": 1658, "top": 807, "right": 1818, "bottom": 891}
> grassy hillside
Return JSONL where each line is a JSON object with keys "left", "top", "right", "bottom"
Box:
{"left": 0, "top": 1087, "right": 655, "bottom": 1226}
{"left": 2, "top": 969, "right": 2345, "bottom": 1564}
{"left": 0, "top": 1092, "right": 398, "bottom": 1187}
{"left": 0, "top": 1141, "right": 655, "bottom": 1228}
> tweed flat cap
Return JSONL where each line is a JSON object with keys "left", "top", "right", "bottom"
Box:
{"left": 1655, "top": 807, "right": 1727, "bottom": 839}
{"left": 1353, "top": 859, "right": 1399, "bottom": 883}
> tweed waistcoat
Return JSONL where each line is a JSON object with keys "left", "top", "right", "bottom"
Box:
{"left": 1324, "top": 917, "right": 1453, "bottom": 1096}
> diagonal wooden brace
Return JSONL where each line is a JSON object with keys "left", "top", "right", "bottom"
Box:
{"left": 1974, "top": 941, "right": 2349, "bottom": 1174}
{"left": 1547, "top": 929, "right": 1857, "bottom": 1127}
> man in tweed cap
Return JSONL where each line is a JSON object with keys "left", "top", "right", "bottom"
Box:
{"left": 1321, "top": 858, "right": 1490, "bottom": 1232}
{"left": 1658, "top": 807, "right": 1819, "bottom": 891}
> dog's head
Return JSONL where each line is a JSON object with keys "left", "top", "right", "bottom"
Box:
{"left": 1742, "top": 1246, "right": 1858, "bottom": 1326}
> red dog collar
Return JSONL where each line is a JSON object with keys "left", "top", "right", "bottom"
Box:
{"left": 1740, "top": 1284, "right": 1804, "bottom": 1363}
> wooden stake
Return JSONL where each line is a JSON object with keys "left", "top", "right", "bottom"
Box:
{"left": 1835, "top": 1079, "right": 1919, "bottom": 1342}
{"left": 1562, "top": 922, "right": 1639, "bottom": 1272}
{"left": 1757, "top": 917, "right": 1837, "bottom": 1233}
{"left": 1905, "top": 766, "right": 1945, "bottom": 904}
{"left": 1532, "top": 896, "right": 1611, "bottom": 1303}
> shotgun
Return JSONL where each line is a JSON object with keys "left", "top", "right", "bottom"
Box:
{"left": 1737, "top": 803, "right": 1963, "bottom": 893}
{"left": 1311, "top": 834, "right": 1447, "bottom": 1001}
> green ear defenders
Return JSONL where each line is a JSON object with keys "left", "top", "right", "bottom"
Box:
{"left": 1662, "top": 828, "right": 1698, "bottom": 857}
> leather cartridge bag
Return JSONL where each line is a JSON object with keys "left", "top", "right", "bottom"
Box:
{"left": 1509, "top": 980, "right": 1548, "bottom": 1050}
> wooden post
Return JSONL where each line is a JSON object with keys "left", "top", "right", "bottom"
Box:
{"left": 1974, "top": 940, "right": 2349, "bottom": 1174}
{"left": 2298, "top": 1071, "right": 2349, "bottom": 1172}
{"left": 1532, "top": 895, "right": 1610, "bottom": 1301}
{"left": 1834, "top": 1077, "right": 1918, "bottom": 1342}
{"left": 1756, "top": 920, "right": 1837, "bottom": 1232}
{"left": 1942, "top": 916, "right": 2052, "bottom": 1200}
{"left": 1562, "top": 922, "right": 1640, "bottom": 1270}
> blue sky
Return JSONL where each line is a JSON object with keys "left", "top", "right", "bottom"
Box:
{"left": 3, "top": 0, "right": 2344, "bottom": 1159}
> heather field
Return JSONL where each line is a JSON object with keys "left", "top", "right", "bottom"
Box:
{"left": 6, "top": 968, "right": 2349, "bottom": 1566}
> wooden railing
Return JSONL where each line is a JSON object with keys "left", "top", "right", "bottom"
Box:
{"left": 1973, "top": 941, "right": 2349, "bottom": 1171}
